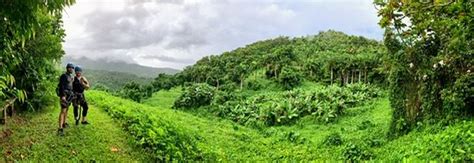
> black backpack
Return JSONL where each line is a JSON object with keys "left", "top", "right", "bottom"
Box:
{"left": 56, "top": 74, "right": 64, "bottom": 97}
{"left": 55, "top": 83, "right": 61, "bottom": 97}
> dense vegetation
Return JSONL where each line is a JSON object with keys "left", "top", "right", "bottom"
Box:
{"left": 84, "top": 69, "right": 153, "bottom": 91}
{"left": 118, "top": 31, "right": 387, "bottom": 104}
{"left": 375, "top": 0, "right": 473, "bottom": 136}
{"left": 176, "top": 31, "right": 386, "bottom": 90}
{"left": 62, "top": 56, "right": 179, "bottom": 78}
{"left": 89, "top": 90, "right": 473, "bottom": 161}
{"left": 1, "top": 0, "right": 75, "bottom": 112}
{"left": 1, "top": 0, "right": 473, "bottom": 162}
{"left": 115, "top": 73, "right": 177, "bottom": 103}
{"left": 173, "top": 83, "right": 381, "bottom": 127}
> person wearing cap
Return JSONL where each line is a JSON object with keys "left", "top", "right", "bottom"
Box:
{"left": 58, "top": 63, "right": 75, "bottom": 136}
{"left": 72, "top": 65, "right": 91, "bottom": 125}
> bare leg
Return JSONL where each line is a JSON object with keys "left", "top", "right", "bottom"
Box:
{"left": 58, "top": 109, "right": 63, "bottom": 128}
{"left": 64, "top": 109, "right": 68, "bottom": 124}
{"left": 59, "top": 108, "right": 67, "bottom": 128}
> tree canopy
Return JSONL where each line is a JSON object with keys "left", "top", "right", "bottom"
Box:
{"left": 375, "top": 0, "right": 473, "bottom": 136}
{"left": 1, "top": 0, "right": 75, "bottom": 110}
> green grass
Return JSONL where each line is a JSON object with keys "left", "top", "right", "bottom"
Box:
{"left": 137, "top": 87, "right": 473, "bottom": 161}
{"left": 90, "top": 90, "right": 392, "bottom": 160}
{"left": 142, "top": 87, "right": 182, "bottom": 108}
{"left": 0, "top": 104, "right": 152, "bottom": 162}
{"left": 2, "top": 87, "right": 471, "bottom": 161}
{"left": 90, "top": 90, "right": 320, "bottom": 160}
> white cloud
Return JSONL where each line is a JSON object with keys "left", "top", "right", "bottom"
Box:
{"left": 62, "top": 0, "right": 383, "bottom": 69}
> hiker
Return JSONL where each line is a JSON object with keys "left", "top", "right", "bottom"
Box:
{"left": 72, "top": 66, "right": 91, "bottom": 125}
{"left": 58, "top": 63, "right": 75, "bottom": 136}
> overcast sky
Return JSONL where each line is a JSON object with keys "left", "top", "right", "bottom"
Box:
{"left": 62, "top": 0, "right": 383, "bottom": 69}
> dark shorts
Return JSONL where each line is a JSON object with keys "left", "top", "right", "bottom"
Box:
{"left": 60, "top": 98, "right": 71, "bottom": 108}
{"left": 73, "top": 93, "right": 87, "bottom": 107}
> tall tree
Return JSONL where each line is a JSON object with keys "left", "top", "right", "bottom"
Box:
{"left": 376, "top": 0, "right": 473, "bottom": 136}
{"left": 1, "top": 0, "right": 75, "bottom": 111}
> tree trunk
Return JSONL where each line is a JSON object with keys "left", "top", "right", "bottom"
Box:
{"left": 358, "top": 69, "right": 361, "bottom": 83}
{"left": 340, "top": 72, "right": 344, "bottom": 86}
{"left": 351, "top": 70, "right": 354, "bottom": 84}
{"left": 365, "top": 68, "right": 368, "bottom": 84}
{"left": 240, "top": 75, "right": 244, "bottom": 90}
{"left": 2, "top": 105, "right": 6, "bottom": 126}
{"left": 240, "top": 80, "right": 243, "bottom": 90}
{"left": 330, "top": 68, "right": 334, "bottom": 85}
{"left": 345, "top": 71, "right": 349, "bottom": 85}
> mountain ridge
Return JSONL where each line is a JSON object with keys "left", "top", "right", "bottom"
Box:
{"left": 61, "top": 56, "right": 180, "bottom": 78}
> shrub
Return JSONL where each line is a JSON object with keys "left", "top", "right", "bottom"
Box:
{"left": 366, "top": 137, "right": 384, "bottom": 147}
{"left": 245, "top": 77, "right": 270, "bottom": 90}
{"left": 323, "top": 132, "right": 343, "bottom": 146}
{"left": 278, "top": 66, "right": 303, "bottom": 90}
{"left": 93, "top": 83, "right": 110, "bottom": 92}
{"left": 214, "top": 84, "right": 380, "bottom": 126}
{"left": 342, "top": 142, "right": 373, "bottom": 161}
{"left": 358, "top": 120, "right": 375, "bottom": 130}
{"left": 87, "top": 91, "right": 204, "bottom": 161}
{"left": 117, "top": 81, "right": 145, "bottom": 103}
{"left": 173, "top": 83, "right": 216, "bottom": 109}
{"left": 218, "top": 82, "right": 238, "bottom": 92}
{"left": 281, "top": 131, "right": 307, "bottom": 144}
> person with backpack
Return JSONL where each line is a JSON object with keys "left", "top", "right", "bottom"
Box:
{"left": 57, "top": 63, "right": 75, "bottom": 136}
{"left": 72, "top": 66, "right": 91, "bottom": 125}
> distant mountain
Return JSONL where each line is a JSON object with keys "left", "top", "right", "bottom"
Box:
{"left": 62, "top": 56, "right": 180, "bottom": 78}
{"left": 83, "top": 69, "right": 153, "bottom": 91}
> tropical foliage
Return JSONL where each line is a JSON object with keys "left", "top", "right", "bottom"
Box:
{"left": 375, "top": 0, "right": 474, "bottom": 136}
{"left": 175, "top": 31, "right": 386, "bottom": 91}
{"left": 88, "top": 90, "right": 474, "bottom": 161}
{"left": 217, "top": 84, "right": 380, "bottom": 126}
{"left": 173, "top": 83, "right": 215, "bottom": 109}
{"left": 1, "top": 0, "right": 75, "bottom": 111}
{"left": 85, "top": 69, "right": 153, "bottom": 91}
{"left": 172, "top": 83, "right": 380, "bottom": 127}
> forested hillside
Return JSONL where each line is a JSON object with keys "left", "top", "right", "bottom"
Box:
{"left": 83, "top": 70, "right": 153, "bottom": 91}
{"left": 1, "top": 0, "right": 472, "bottom": 162}
{"left": 62, "top": 56, "right": 179, "bottom": 78}
{"left": 177, "top": 30, "right": 387, "bottom": 90}
{"left": 1, "top": 0, "right": 74, "bottom": 112}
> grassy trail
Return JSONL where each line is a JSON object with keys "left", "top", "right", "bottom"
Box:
{"left": 0, "top": 104, "right": 151, "bottom": 162}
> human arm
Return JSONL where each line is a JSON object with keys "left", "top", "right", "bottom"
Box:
{"left": 80, "top": 76, "right": 90, "bottom": 90}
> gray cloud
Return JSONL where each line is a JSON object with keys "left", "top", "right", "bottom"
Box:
{"left": 63, "top": 0, "right": 383, "bottom": 69}
{"left": 141, "top": 55, "right": 194, "bottom": 64}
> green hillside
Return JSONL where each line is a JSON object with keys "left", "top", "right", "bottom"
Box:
{"left": 91, "top": 90, "right": 473, "bottom": 161}
{"left": 1, "top": 0, "right": 472, "bottom": 162}
{"left": 84, "top": 69, "right": 153, "bottom": 91}
{"left": 176, "top": 30, "right": 386, "bottom": 89}
{"left": 62, "top": 56, "right": 180, "bottom": 78}
{"left": 2, "top": 88, "right": 472, "bottom": 161}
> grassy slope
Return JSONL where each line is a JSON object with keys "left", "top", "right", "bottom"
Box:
{"left": 85, "top": 69, "right": 153, "bottom": 91}
{"left": 91, "top": 90, "right": 381, "bottom": 160}
{"left": 138, "top": 87, "right": 473, "bottom": 161}
{"left": 90, "top": 90, "right": 317, "bottom": 160}
{"left": 142, "top": 87, "right": 182, "bottom": 109}
{"left": 0, "top": 104, "right": 152, "bottom": 162}
{"left": 3, "top": 85, "right": 470, "bottom": 161}
{"left": 143, "top": 88, "right": 392, "bottom": 160}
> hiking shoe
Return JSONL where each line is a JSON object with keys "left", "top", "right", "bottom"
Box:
{"left": 81, "top": 121, "right": 90, "bottom": 125}
{"left": 62, "top": 123, "right": 69, "bottom": 128}
{"left": 75, "top": 118, "right": 80, "bottom": 126}
{"left": 57, "top": 128, "right": 64, "bottom": 136}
